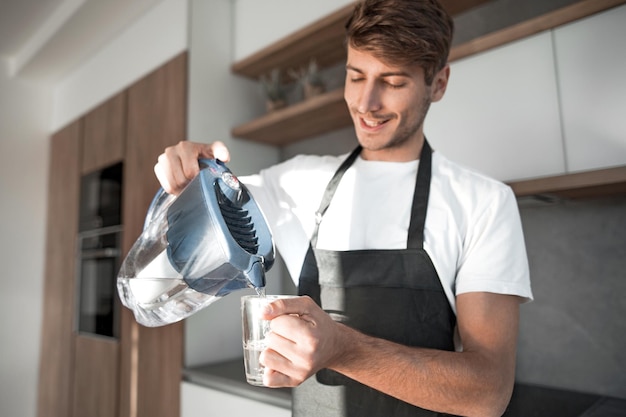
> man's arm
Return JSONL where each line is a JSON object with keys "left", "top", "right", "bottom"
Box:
{"left": 261, "top": 292, "right": 520, "bottom": 417}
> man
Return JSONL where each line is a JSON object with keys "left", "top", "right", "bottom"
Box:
{"left": 155, "top": 0, "right": 532, "bottom": 416}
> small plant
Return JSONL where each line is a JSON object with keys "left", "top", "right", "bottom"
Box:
{"left": 260, "top": 68, "right": 287, "bottom": 111}
{"left": 289, "top": 59, "right": 326, "bottom": 100}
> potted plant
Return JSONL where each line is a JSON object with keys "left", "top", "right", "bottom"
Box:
{"left": 289, "top": 59, "right": 326, "bottom": 100}
{"left": 260, "top": 68, "right": 287, "bottom": 112}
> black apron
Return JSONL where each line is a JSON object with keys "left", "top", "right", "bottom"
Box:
{"left": 295, "top": 140, "right": 457, "bottom": 417}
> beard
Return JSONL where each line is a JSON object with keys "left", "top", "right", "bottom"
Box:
{"left": 355, "top": 91, "right": 432, "bottom": 153}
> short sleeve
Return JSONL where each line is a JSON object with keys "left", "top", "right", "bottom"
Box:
{"left": 455, "top": 186, "right": 533, "bottom": 302}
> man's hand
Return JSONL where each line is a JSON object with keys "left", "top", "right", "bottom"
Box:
{"left": 259, "top": 292, "right": 521, "bottom": 417}
{"left": 154, "top": 140, "right": 231, "bottom": 195}
{"left": 259, "top": 296, "right": 348, "bottom": 387}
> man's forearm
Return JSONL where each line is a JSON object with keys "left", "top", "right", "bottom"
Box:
{"left": 329, "top": 323, "right": 514, "bottom": 417}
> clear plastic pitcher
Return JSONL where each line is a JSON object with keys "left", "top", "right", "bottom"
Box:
{"left": 117, "top": 159, "right": 274, "bottom": 327}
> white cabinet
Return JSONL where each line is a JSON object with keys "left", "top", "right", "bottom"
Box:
{"left": 181, "top": 382, "right": 291, "bottom": 417}
{"left": 553, "top": 4, "right": 626, "bottom": 173}
{"left": 425, "top": 31, "right": 565, "bottom": 182}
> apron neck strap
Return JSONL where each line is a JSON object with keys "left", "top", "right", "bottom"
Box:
{"left": 311, "top": 145, "right": 361, "bottom": 246}
{"left": 407, "top": 139, "right": 432, "bottom": 249}
{"left": 311, "top": 140, "right": 433, "bottom": 249}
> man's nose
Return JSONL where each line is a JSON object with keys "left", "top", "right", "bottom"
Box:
{"left": 356, "top": 82, "right": 382, "bottom": 114}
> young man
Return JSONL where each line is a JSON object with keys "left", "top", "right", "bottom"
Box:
{"left": 155, "top": 0, "right": 532, "bottom": 416}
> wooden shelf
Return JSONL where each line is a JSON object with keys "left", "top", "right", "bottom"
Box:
{"left": 231, "top": 0, "right": 624, "bottom": 147}
{"left": 229, "top": 1, "right": 626, "bottom": 197}
{"left": 508, "top": 166, "right": 626, "bottom": 199}
{"left": 230, "top": 0, "right": 493, "bottom": 80}
{"left": 231, "top": 88, "right": 351, "bottom": 146}
{"left": 231, "top": 0, "right": 626, "bottom": 145}
{"left": 230, "top": 0, "right": 492, "bottom": 144}
{"left": 450, "top": 0, "right": 626, "bottom": 62}
{"left": 231, "top": 3, "right": 354, "bottom": 80}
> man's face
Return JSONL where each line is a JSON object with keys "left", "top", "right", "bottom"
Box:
{"left": 344, "top": 46, "right": 448, "bottom": 161}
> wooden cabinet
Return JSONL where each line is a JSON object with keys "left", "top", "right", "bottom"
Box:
{"left": 70, "top": 90, "right": 127, "bottom": 417}
{"left": 119, "top": 51, "right": 186, "bottom": 417}
{"left": 425, "top": 32, "right": 565, "bottom": 182}
{"left": 553, "top": 4, "right": 626, "bottom": 173}
{"left": 72, "top": 337, "right": 119, "bottom": 417}
{"left": 229, "top": 0, "right": 626, "bottom": 197}
{"left": 82, "top": 92, "right": 127, "bottom": 174}
{"left": 230, "top": 0, "right": 623, "bottom": 147}
{"left": 37, "top": 120, "right": 82, "bottom": 417}
{"left": 426, "top": 3, "right": 626, "bottom": 187}
{"left": 38, "top": 52, "right": 187, "bottom": 417}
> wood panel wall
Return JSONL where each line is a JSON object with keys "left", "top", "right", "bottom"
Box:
{"left": 119, "top": 51, "right": 187, "bottom": 417}
{"left": 82, "top": 92, "right": 127, "bottom": 174}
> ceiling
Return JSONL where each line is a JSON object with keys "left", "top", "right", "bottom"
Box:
{"left": 0, "top": 0, "right": 163, "bottom": 83}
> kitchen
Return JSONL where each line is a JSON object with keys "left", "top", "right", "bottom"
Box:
{"left": 1, "top": 0, "right": 624, "bottom": 416}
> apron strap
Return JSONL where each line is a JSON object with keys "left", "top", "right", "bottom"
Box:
{"left": 310, "top": 145, "right": 362, "bottom": 246}
{"left": 311, "top": 140, "right": 433, "bottom": 250}
{"left": 407, "top": 139, "right": 432, "bottom": 249}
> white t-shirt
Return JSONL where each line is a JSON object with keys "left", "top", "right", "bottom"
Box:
{"left": 242, "top": 150, "right": 533, "bottom": 314}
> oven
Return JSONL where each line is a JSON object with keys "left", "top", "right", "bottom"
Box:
{"left": 76, "top": 226, "right": 122, "bottom": 338}
{"left": 75, "top": 162, "right": 123, "bottom": 339}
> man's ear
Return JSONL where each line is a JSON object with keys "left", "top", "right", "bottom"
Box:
{"left": 431, "top": 65, "right": 450, "bottom": 102}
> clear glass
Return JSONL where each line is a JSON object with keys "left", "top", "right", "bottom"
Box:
{"left": 241, "top": 295, "right": 298, "bottom": 386}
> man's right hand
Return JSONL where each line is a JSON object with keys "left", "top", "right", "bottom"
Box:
{"left": 154, "top": 141, "right": 231, "bottom": 195}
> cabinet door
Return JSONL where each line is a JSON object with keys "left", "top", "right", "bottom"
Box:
{"left": 82, "top": 92, "right": 127, "bottom": 174}
{"left": 425, "top": 32, "right": 565, "bottom": 182}
{"left": 72, "top": 336, "right": 119, "bottom": 417}
{"left": 73, "top": 92, "right": 125, "bottom": 417}
{"left": 37, "top": 121, "right": 82, "bottom": 417}
{"left": 554, "top": 5, "right": 626, "bottom": 173}
{"left": 119, "top": 52, "right": 187, "bottom": 417}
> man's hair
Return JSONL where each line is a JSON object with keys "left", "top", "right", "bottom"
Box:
{"left": 345, "top": 0, "right": 454, "bottom": 85}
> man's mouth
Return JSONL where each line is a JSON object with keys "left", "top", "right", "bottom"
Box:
{"left": 360, "top": 117, "right": 389, "bottom": 129}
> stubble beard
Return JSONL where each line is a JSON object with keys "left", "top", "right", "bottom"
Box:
{"left": 356, "top": 93, "right": 432, "bottom": 153}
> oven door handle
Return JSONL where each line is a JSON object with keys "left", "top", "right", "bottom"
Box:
{"left": 80, "top": 248, "right": 120, "bottom": 259}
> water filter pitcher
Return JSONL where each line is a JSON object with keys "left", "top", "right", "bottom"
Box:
{"left": 117, "top": 159, "right": 274, "bottom": 327}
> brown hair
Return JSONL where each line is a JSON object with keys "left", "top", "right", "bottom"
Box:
{"left": 345, "top": 0, "right": 454, "bottom": 85}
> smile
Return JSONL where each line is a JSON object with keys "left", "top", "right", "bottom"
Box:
{"left": 361, "top": 117, "right": 389, "bottom": 128}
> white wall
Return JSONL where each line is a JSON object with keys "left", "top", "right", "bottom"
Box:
{"left": 52, "top": 0, "right": 188, "bottom": 132}
{"left": 0, "top": 60, "right": 51, "bottom": 417}
{"left": 233, "top": 0, "right": 354, "bottom": 61}
{"left": 0, "top": 2, "right": 187, "bottom": 417}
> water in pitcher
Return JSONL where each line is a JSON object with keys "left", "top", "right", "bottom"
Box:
{"left": 117, "top": 277, "right": 221, "bottom": 327}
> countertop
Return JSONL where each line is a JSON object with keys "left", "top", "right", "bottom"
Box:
{"left": 183, "top": 358, "right": 291, "bottom": 409}
{"left": 184, "top": 359, "right": 625, "bottom": 416}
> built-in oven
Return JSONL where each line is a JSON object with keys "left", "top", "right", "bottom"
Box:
{"left": 75, "top": 162, "right": 123, "bottom": 339}
{"left": 76, "top": 226, "right": 122, "bottom": 338}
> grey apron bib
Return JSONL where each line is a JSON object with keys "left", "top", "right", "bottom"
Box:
{"left": 295, "top": 140, "right": 457, "bottom": 417}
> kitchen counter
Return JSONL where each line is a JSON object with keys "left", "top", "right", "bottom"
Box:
{"left": 183, "top": 358, "right": 291, "bottom": 409}
{"left": 184, "top": 360, "right": 625, "bottom": 416}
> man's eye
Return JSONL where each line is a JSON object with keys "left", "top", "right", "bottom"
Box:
{"left": 350, "top": 77, "right": 365, "bottom": 83}
{"left": 386, "top": 81, "right": 405, "bottom": 89}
